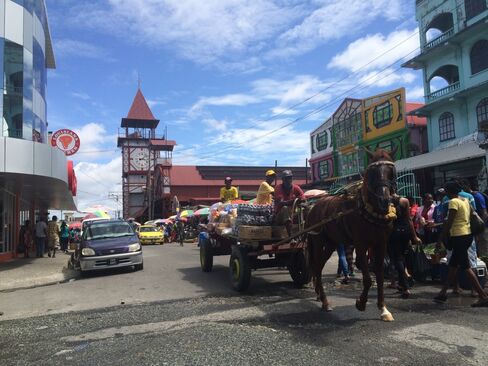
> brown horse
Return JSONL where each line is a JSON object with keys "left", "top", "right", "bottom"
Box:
{"left": 306, "top": 148, "right": 397, "bottom": 321}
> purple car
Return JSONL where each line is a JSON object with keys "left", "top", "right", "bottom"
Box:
{"left": 71, "top": 219, "right": 143, "bottom": 273}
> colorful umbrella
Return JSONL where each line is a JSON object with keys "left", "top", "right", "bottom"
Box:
{"left": 231, "top": 199, "right": 247, "bottom": 204}
{"left": 68, "top": 221, "right": 82, "bottom": 230}
{"left": 179, "top": 210, "right": 194, "bottom": 218}
{"left": 154, "top": 219, "right": 173, "bottom": 224}
{"left": 194, "top": 207, "right": 210, "bottom": 216}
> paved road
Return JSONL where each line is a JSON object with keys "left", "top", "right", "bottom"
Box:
{"left": 1, "top": 244, "right": 487, "bottom": 365}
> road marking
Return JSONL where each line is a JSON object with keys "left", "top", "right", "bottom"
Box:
{"left": 391, "top": 323, "right": 487, "bottom": 365}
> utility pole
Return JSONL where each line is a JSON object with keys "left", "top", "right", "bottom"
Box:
{"left": 108, "top": 192, "right": 123, "bottom": 218}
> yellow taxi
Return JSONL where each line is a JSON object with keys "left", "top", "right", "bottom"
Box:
{"left": 137, "top": 225, "right": 164, "bottom": 245}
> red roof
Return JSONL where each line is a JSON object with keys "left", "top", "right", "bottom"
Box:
{"left": 406, "top": 102, "right": 427, "bottom": 127}
{"left": 127, "top": 89, "right": 156, "bottom": 120}
{"left": 171, "top": 166, "right": 307, "bottom": 186}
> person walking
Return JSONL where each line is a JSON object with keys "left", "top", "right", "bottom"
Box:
{"left": 60, "top": 221, "right": 69, "bottom": 254}
{"left": 23, "top": 220, "right": 33, "bottom": 258}
{"left": 434, "top": 181, "right": 488, "bottom": 307}
{"left": 415, "top": 193, "right": 436, "bottom": 244}
{"left": 47, "top": 215, "right": 60, "bottom": 258}
{"left": 389, "top": 195, "right": 422, "bottom": 298}
{"left": 35, "top": 218, "right": 47, "bottom": 258}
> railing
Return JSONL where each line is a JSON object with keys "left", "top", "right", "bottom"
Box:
{"left": 423, "top": 28, "right": 454, "bottom": 51}
{"left": 156, "top": 158, "right": 172, "bottom": 166}
{"left": 426, "top": 81, "right": 460, "bottom": 102}
{"left": 7, "top": 129, "right": 23, "bottom": 138}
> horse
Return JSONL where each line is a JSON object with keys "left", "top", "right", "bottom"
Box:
{"left": 306, "top": 148, "right": 398, "bottom": 322}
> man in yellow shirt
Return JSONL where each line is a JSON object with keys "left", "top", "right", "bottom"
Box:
{"left": 220, "top": 177, "right": 238, "bottom": 203}
{"left": 256, "top": 170, "right": 276, "bottom": 205}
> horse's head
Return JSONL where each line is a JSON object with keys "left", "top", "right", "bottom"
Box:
{"left": 363, "top": 147, "right": 397, "bottom": 215}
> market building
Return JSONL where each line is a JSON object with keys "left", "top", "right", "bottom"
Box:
{"left": 0, "top": 0, "right": 77, "bottom": 261}
{"left": 401, "top": 0, "right": 488, "bottom": 190}
{"left": 309, "top": 88, "right": 427, "bottom": 189}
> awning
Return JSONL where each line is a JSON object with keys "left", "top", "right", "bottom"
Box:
{"left": 395, "top": 142, "right": 485, "bottom": 171}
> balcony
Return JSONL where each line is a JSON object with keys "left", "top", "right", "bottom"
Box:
{"left": 423, "top": 28, "right": 454, "bottom": 51}
{"left": 426, "top": 81, "right": 460, "bottom": 102}
{"left": 156, "top": 157, "right": 172, "bottom": 167}
{"left": 4, "top": 85, "right": 23, "bottom": 96}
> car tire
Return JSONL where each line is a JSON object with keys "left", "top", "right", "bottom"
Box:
{"left": 200, "top": 239, "right": 213, "bottom": 272}
{"left": 135, "top": 262, "right": 144, "bottom": 271}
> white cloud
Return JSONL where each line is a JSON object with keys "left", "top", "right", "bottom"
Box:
{"left": 72, "top": 123, "right": 118, "bottom": 162}
{"left": 74, "top": 157, "right": 122, "bottom": 214}
{"left": 328, "top": 28, "right": 420, "bottom": 72}
{"left": 192, "top": 94, "right": 260, "bottom": 111}
{"left": 54, "top": 39, "right": 116, "bottom": 62}
{"left": 407, "top": 86, "right": 425, "bottom": 101}
{"left": 70, "top": 92, "right": 91, "bottom": 101}
{"left": 203, "top": 118, "right": 228, "bottom": 132}
{"left": 358, "top": 68, "right": 417, "bottom": 87}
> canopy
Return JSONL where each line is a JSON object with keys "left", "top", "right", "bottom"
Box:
{"left": 82, "top": 212, "right": 110, "bottom": 220}
{"left": 154, "top": 218, "right": 173, "bottom": 225}
{"left": 194, "top": 207, "right": 210, "bottom": 216}
{"left": 304, "top": 189, "right": 328, "bottom": 198}
{"left": 180, "top": 210, "right": 194, "bottom": 218}
{"left": 68, "top": 221, "right": 81, "bottom": 230}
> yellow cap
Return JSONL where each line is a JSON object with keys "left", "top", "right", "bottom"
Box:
{"left": 265, "top": 170, "right": 276, "bottom": 177}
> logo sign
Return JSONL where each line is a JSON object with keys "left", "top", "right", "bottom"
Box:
{"left": 51, "top": 129, "right": 80, "bottom": 156}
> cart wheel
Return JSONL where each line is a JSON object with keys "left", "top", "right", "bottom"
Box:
{"left": 200, "top": 239, "right": 213, "bottom": 272}
{"left": 229, "top": 247, "right": 251, "bottom": 292}
{"left": 288, "top": 250, "right": 311, "bottom": 288}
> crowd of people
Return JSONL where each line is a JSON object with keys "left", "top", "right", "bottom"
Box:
{"left": 18, "top": 215, "right": 80, "bottom": 258}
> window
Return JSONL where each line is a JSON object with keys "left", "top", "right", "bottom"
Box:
{"left": 465, "top": 0, "right": 487, "bottom": 20}
{"left": 373, "top": 101, "right": 393, "bottom": 128}
{"left": 319, "top": 160, "right": 329, "bottom": 179}
{"left": 477, "top": 97, "right": 488, "bottom": 126}
{"left": 470, "top": 40, "right": 488, "bottom": 75}
{"left": 316, "top": 131, "right": 328, "bottom": 151}
{"left": 439, "top": 112, "right": 455, "bottom": 141}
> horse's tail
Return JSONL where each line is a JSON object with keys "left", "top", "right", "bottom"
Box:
{"left": 307, "top": 232, "right": 316, "bottom": 285}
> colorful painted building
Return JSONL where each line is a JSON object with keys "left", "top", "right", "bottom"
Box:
{"left": 309, "top": 88, "right": 427, "bottom": 186}
{"left": 400, "top": 0, "right": 488, "bottom": 191}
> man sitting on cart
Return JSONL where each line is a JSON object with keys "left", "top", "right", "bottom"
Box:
{"left": 256, "top": 170, "right": 276, "bottom": 205}
{"left": 220, "top": 177, "right": 239, "bottom": 203}
{"left": 274, "top": 170, "right": 305, "bottom": 236}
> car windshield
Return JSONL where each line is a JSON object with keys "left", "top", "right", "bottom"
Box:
{"left": 140, "top": 227, "right": 160, "bottom": 232}
{"left": 83, "top": 221, "right": 134, "bottom": 241}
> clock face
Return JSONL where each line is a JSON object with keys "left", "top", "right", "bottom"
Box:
{"left": 131, "top": 148, "right": 149, "bottom": 171}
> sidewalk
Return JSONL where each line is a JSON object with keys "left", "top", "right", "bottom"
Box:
{"left": 0, "top": 252, "right": 78, "bottom": 292}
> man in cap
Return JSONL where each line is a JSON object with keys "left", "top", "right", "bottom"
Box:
{"left": 274, "top": 170, "right": 305, "bottom": 236}
{"left": 220, "top": 177, "right": 239, "bottom": 203}
{"left": 256, "top": 170, "right": 276, "bottom": 205}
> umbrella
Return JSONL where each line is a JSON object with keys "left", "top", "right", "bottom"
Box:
{"left": 84, "top": 204, "right": 116, "bottom": 212}
{"left": 154, "top": 219, "right": 172, "bottom": 224}
{"left": 194, "top": 207, "right": 210, "bottom": 216}
{"left": 144, "top": 220, "right": 156, "bottom": 225}
{"left": 304, "top": 189, "right": 328, "bottom": 198}
{"left": 168, "top": 215, "right": 177, "bottom": 220}
{"left": 231, "top": 199, "right": 247, "bottom": 204}
{"left": 179, "top": 210, "right": 194, "bottom": 218}
{"left": 69, "top": 221, "right": 82, "bottom": 230}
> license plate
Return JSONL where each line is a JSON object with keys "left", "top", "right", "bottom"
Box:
{"left": 108, "top": 258, "right": 117, "bottom": 265}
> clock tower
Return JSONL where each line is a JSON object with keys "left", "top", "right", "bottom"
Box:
{"left": 117, "top": 88, "right": 175, "bottom": 220}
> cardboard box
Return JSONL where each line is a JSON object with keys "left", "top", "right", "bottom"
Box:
{"left": 238, "top": 225, "right": 272, "bottom": 240}
{"left": 272, "top": 226, "right": 288, "bottom": 239}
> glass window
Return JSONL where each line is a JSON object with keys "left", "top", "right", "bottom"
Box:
{"left": 319, "top": 160, "right": 329, "bottom": 179}
{"left": 316, "top": 131, "right": 328, "bottom": 151}
{"left": 373, "top": 101, "right": 393, "bottom": 128}
{"left": 3, "top": 41, "right": 24, "bottom": 139}
{"left": 439, "top": 112, "right": 455, "bottom": 141}
{"left": 465, "top": 0, "right": 487, "bottom": 20}
{"left": 33, "top": 39, "right": 46, "bottom": 98}
{"left": 477, "top": 97, "right": 488, "bottom": 125}
{"left": 470, "top": 40, "right": 488, "bottom": 75}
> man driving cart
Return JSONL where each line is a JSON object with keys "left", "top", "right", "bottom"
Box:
{"left": 274, "top": 170, "right": 305, "bottom": 237}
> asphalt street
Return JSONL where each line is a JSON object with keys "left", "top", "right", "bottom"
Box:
{"left": 1, "top": 243, "right": 487, "bottom": 365}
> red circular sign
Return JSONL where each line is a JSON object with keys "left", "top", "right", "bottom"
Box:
{"left": 51, "top": 129, "right": 80, "bottom": 156}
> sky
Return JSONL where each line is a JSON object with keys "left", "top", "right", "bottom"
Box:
{"left": 45, "top": 0, "right": 425, "bottom": 213}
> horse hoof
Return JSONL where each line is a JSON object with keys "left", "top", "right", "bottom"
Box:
{"left": 356, "top": 299, "right": 366, "bottom": 312}
{"left": 381, "top": 313, "right": 394, "bottom": 322}
{"left": 322, "top": 304, "right": 333, "bottom": 312}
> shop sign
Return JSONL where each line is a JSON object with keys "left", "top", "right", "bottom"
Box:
{"left": 51, "top": 129, "right": 80, "bottom": 156}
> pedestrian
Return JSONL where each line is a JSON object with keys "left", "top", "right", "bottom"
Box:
{"left": 336, "top": 244, "right": 350, "bottom": 284}
{"left": 415, "top": 193, "right": 436, "bottom": 244}
{"left": 389, "top": 195, "right": 422, "bottom": 298}
{"left": 23, "top": 220, "right": 33, "bottom": 258}
{"left": 35, "top": 218, "right": 47, "bottom": 258}
{"left": 434, "top": 181, "right": 488, "bottom": 307}
{"left": 47, "top": 215, "right": 60, "bottom": 258}
{"left": 468, "top": 181, "right": 488, "bottom": 257}
{"left": 60, "top": 221, "right": 69, "bottom": 254}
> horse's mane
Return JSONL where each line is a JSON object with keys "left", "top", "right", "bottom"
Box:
{"left": 368, "top": 148, "right": 394, "bottom": 163}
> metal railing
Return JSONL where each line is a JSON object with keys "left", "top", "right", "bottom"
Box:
{"left": 423, "top": 28, "right": 454, "bottom": 51}
{"left": 426, "top": 81, "right": 460, "bottom": 102}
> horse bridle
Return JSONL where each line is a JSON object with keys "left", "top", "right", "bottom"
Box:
{"left": 365, "top": 160, "right": 397, "bottom": 199}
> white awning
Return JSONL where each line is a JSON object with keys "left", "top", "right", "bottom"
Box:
{"left": 395, "top": 142, "right": 485, "bottom": 171}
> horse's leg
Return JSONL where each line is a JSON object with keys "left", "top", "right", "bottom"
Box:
{"left": 355, "top": 246, "right": 372, "bottom": 312}
{"left": 374, "top": 238, "right": 394, "bottom": 322}
{"left": 309, "top": 235, "right": 333, "bottom": 311}
{"left": 316, "top": 244, "right": 334, "bottom": 311}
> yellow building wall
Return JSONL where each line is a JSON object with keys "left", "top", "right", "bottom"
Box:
{"left": 362, "top": 88, "right": 406, "bottom": 142}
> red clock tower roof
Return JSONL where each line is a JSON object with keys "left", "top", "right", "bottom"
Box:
{"left": 127, "top": 88, "right": 156, "bottom": 120}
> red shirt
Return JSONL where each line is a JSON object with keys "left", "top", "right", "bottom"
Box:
{"left": 274, "top": 184, "right": 305, "bottom": 211}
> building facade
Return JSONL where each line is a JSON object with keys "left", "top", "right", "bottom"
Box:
{"left": 401, "top": 0, "right": 488, "bottom": 190}
{"left": 309, "top": 88, "right": 427, "bottom": 187}
{"left": 0, "top": 0, "right": 76, "bottom": 260}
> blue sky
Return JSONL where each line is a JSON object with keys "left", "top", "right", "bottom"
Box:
{"left": 44, "top": 0, "right": 424, "bottom": 211}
